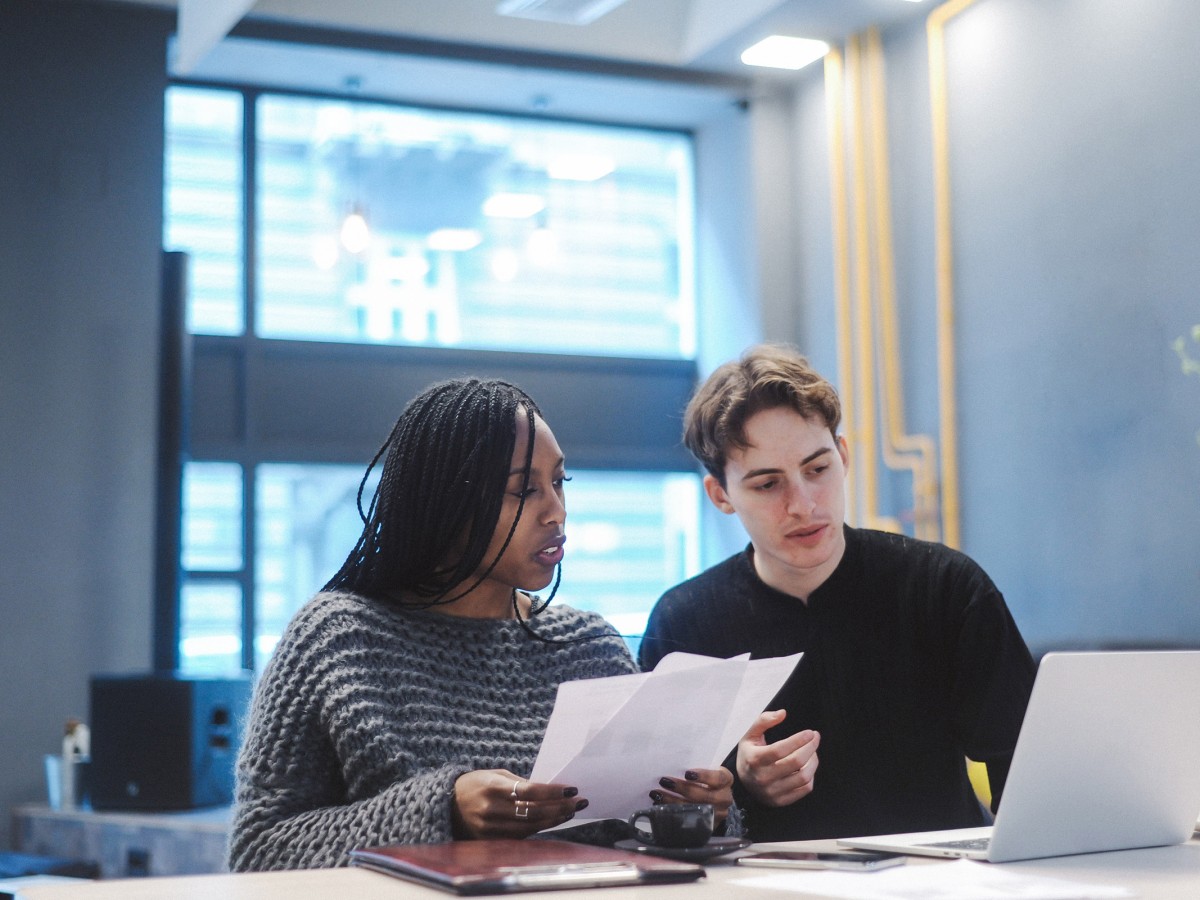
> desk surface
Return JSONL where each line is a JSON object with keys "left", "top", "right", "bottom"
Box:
{"left": 16, "top": 839, "right": 1200, "bottom": 899}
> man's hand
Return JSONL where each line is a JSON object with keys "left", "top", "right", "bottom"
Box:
{"left": 736, "top": 710, "right": 819, "bottom": 808}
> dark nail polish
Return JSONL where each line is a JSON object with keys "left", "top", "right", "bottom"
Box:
{"left": 659, "top": 777, "right": 676, "bottom": 790}
{"left": 685, "top": 770, "right": 700, "bottom": 782}
{"left": 575, "top": 798, "right": 589, "bottom": 811}
{"left": 649, "top": 790, "right": 665, "bottom": 803}
{"left": 562, "top": 786, "right": 579, "bottom": 798}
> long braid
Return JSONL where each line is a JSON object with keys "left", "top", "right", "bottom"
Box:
{"left": 324, "top": 378, "right": 619, "bottom": 647}
{"left": 324, "top": 378, "right": 538, "bottom": 608}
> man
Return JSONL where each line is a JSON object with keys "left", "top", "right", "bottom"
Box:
{"left": 639, "top": 344, "right": 1035, "bottom": 842}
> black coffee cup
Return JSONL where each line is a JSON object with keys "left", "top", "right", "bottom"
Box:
{"left": 627, "top": 802, "right": 715, "bottom": 848}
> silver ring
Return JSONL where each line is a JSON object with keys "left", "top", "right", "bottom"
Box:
{"left": 510, "top": 779, "right": 522, "bottom": 799}
{"left": 515, "top": 800, "right": 529, "bottom": 819}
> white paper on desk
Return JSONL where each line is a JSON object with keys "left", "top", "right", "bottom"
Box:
{"left": 734, "top": 858, "right": 1134, "bottom": 899}
{"left": 530, "top": 651, "right": 801, "bottom": 822}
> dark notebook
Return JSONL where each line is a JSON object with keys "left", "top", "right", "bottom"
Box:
{"left": 349, "top": 839, "right": 705, "bottom": 895}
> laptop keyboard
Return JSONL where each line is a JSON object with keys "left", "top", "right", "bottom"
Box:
{"left": 921, "top": 837, "right": 991, "bottom": 851}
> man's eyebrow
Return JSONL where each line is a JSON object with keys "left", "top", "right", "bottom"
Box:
{"left": 740, "top": 467, "right": 782, "bottom": 483}
{"left": 801, "top": 447, "right": 833, "bottom": 466}
{"left": 739, "top": 447, "right": 832, "bottom": 482}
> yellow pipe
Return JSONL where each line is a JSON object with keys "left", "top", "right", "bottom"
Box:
{"left": 926, "top": 0, "right": 979, "bottom": 549}
{"left": 824, "top": 48, "right": 860, "bottom": 526}
{"left": 847, "top": 34, "right": 902, "bottom": 534}
{"left": 864, "top": 26, "right": 941, "bottom": 541}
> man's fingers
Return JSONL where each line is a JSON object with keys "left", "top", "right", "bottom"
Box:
{"left": 754, "top": 750, "right": 819, "bottom": 807}
{"left": 741, "top": 709, "right": 787, "bottom": 745}
{"left": 746, "top": 727, "right": 819, "bottom": 766}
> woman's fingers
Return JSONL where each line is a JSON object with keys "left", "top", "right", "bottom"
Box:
{"left": 648, "top": 767, "right": 735, "bottom": 822}
{"left": 456, "top": 771, "right": 589, "bottom": 838}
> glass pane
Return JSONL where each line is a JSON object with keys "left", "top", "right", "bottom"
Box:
{"left": 252, "top": 463, "right": 701, "bottom": 666}
{"left": 182, "top": 461, "right": 243, "bottom": 570}
{"left": 165, "top": 86, "right": 244, "bottom": 335}
{"left": 254, "top": 463, "right": 380, "bottom": 669}
{"left": 558, "top": 471, "right": 701, "bottom": 655}
{"left": 179, "top": 579, "right": 243, "bottom": 675}
{"left": 256, "top": 95, "right": 695, "bottom": 358}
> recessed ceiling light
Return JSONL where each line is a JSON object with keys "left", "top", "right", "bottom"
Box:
{"left": 547, "top": 154, "right": 615, "bottom": 182}
{"left": 740, "top": 35, "right": 831, "bottom": 71}
{"left": 483, "top": 193, "right": 546, "bottom": 219}
{"left": 496, "top": 0, "right": 629, "bottom": 25}
{"left": 427, "top": 228, "right": 483, "bottom": 252}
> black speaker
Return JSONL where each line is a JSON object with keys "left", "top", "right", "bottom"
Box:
{"left": 88, "top": 673, "right": 252, "bottom": 811}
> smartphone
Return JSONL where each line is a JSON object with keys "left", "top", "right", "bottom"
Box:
{"left": 736, "top": 850, "right": 906, "bottom": 871}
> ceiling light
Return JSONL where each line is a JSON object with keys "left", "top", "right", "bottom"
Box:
{"left": 547, "top": 154, "right": 615, "bottom": 182}
{"left": 483, "top": 192, "right": 546, "bottom": 219}
{"left": 339, "top": 205, "right": 370, "bottom": 254}
{"left": 496, "top": 0, "right": 628, "bottom": 26}
{"left": 740, "top": 36, "right": 830, "bottom": 71}
{"left": 427, "top": 228, "right": 483, "bottom": 252}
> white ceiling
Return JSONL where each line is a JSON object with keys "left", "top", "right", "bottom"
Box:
{"left": 95, "top": 0, "right": 932, "bottom": 71}
{"left": 72, "top": 0, "right": 934, "bottom": 126}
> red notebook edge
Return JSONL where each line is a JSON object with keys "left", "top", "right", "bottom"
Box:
{"left": 349, "top": 839, "right": 705, "bottom": 895}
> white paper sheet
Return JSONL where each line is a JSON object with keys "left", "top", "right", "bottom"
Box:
{"left": 530, "top": 651, "right": 801, "bottom": 821}
{"left": 734, "top": 858, "right": 1134, "bottom": 899}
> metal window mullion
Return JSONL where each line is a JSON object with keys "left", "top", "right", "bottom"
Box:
{"left": 240, "top": 460, "right": 257, "bottom": 671}
{"left": 239, "top": 89, "right": 260, "bottom": 672}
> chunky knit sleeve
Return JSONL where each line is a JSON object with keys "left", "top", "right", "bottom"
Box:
{"left": 227, "top": 595, "right": 468, "bottom": 870}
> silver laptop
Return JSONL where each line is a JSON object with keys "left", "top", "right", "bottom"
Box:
{"left": 839, "top": 650, "right": 1200, "bottom": 862}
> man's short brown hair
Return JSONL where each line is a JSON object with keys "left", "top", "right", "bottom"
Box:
{"left": 684, "top": 344, "right": 842, "bottom": 484}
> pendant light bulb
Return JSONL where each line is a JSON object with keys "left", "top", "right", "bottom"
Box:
{"left": 340, "top": 206, "right": 370, "bottom": 255}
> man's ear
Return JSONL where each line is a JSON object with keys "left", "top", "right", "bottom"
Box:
{"left": 836, "top": 434, "right": 849, "bottom": 471}
{"left": 703, "top": 474, "right": 736, "bottom": 514}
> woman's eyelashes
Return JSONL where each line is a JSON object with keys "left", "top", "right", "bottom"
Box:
{"left": 512, "top": 473, "right": 571, "bottom": 499}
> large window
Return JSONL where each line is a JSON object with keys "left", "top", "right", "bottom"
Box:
{"left": 169, "top": 85, "right": 695, "bottom": 357}
{"left": 165, "top": 82, "right": 702, "bottom": 674}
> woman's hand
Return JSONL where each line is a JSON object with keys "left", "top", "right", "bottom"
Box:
{"left": 452, "top": 770, "right": 589, "bottom": 839}
{"left": 648, "top": 766, "right": 735, "bottom": 824}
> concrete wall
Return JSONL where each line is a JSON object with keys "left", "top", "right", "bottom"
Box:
{"left": 0, "top": 0, "right": 171, "bottom": 847}
{"left": 779, "top": 0, "right": 1200, "bottom": 656}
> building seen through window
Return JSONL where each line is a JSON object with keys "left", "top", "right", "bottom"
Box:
{"left": 169, "top": 86, "right": 695, "bottom": 358}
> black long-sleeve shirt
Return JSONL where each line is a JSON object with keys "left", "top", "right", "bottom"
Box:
{"left": 639, "top": 526, "right": 1036, "bottom": 842}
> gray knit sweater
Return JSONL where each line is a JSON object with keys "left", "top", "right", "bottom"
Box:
{"left": 228, "top": 590, "right": 639, "bottom": 871}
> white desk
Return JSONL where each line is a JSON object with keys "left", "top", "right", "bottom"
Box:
{"left": 14, "top": 839, "right": 1200, "bottom": 899}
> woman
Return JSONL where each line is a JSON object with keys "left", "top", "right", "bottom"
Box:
{"left": 228, "top": 377, "right": 734, "bottom": 871}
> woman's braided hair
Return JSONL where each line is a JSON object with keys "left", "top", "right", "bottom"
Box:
{"left": 323, "top": 377, "right": 545, "bottom": 609}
